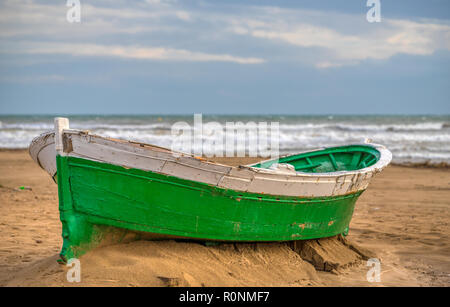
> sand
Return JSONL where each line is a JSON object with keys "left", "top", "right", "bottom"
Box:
{"left": 0, "top": 150, "right": 449, "bottom": 286}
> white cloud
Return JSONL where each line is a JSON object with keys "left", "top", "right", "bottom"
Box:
{"left": 1, "top": 1, "right": 449, "bottom": 68}
{"left": 2, "top": 42, "right": 264, "bottom": 64}
{"left": 315, "top": 62, "right": 352, "bottom": 69}
{"left": 227, "top": 8, "right": 450, "bottom": 68}
{"left": 0, "top": 0, "right": 192, "bottom": 38}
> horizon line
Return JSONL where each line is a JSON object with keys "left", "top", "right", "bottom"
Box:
{"left": 0, "top": 113, "right": 449, "bottom": 117}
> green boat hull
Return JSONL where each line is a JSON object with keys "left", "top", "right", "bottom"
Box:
{"left": 56, "top": 155, "right": 362, "bottom": 261}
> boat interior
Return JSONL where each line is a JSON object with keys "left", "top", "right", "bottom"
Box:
{"left": 250, "top": 145, "right": 381, "bottom": 173}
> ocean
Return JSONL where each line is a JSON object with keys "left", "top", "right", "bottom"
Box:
{"left": 0, "top": 115, "right": 449, "bottom": 165}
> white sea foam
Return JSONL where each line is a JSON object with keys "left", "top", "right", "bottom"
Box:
{"left": 1, "top": 116, "right": 449, "bottom": 164}
{"left": 277, "top": 122, "right": 446, "bottom": 132}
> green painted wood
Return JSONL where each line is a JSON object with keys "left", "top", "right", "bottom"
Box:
{"left": 56, "top": 155, "right": 363, "bottom": 261}
{"left": 252, "top": 145, "right": 380, "bottom": 173}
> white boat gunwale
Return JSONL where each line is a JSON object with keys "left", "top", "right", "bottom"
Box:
{"left": 29, "top": 118, "right": 392, "bottom": 198}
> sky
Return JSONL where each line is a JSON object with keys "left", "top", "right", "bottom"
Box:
{"left": 0, "top": 0, "right": 449, "bottom": 115}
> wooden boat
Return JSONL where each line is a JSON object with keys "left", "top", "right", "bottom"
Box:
{"left": 29, "top": 118, "right": 392, "bottom": 261}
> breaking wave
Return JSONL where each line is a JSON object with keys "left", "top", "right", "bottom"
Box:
{"left": 1, "top": 115, "right": 449, "bottom": 165}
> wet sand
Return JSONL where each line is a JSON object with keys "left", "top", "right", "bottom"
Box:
{"left": 0, "top": 150, "right": 449, "bottom": 286}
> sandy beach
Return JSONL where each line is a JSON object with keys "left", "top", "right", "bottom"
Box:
{"left": 0, "top": 150, "right": 448, "bottom": 287}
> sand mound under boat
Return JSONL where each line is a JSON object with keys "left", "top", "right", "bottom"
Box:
{"left": 4, "top": 235, "right": 374, "bottom": 287}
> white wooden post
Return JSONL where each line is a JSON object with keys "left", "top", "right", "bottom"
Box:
{"left": 55, "top": 117, "right": 69, "bottom": 154}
